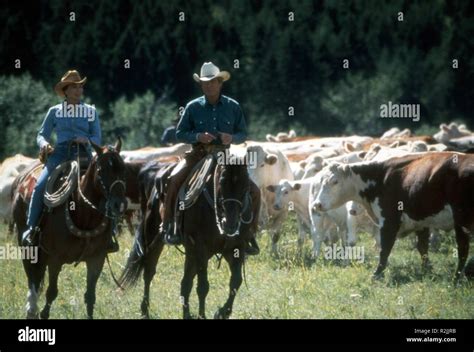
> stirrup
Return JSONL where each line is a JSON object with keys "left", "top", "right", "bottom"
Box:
{"left": 163, "top": 231, "right": 182, "bottom": 246}
{"left": 22, "top": 227, "right": 39, "bottom": 247}
{"left": 162, "top": 222, "right": 182, "bottom": 245}
{"left": 107, "top": 236, "right": 120, "bottom": 253}
{"left": 245, "top": 239, "right": 260, "bottom": 256}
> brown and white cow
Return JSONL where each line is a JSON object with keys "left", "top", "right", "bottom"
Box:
{"left": 312, "top": 152, "right": 474, "bottom": 281}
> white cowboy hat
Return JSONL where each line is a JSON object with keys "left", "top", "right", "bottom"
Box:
{"left": 193, "top": 62, "right": 230, "bottom": 82}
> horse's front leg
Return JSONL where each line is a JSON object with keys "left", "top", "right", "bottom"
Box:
{"left": 84, "top": 255, "right": 105, "bottom": 319}
{"left": 215, "top": 248, "right": 243, "bottom": 319}
{"left": 180, "top": 254, "right": 197, "bottom": 319}
{"left": 25, "top": 261, "right": 47, "bottom": 319}
{"left": 196, "top": 260, "right": 209, "bottom": 319}
{"left": 40, "top": 262, "right": 62, "bottom": 319}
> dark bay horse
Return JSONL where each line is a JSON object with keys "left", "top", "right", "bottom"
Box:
{"left": 12, "top": 138, "right": 127, "bottom": 319}
{"left": 120, "top": 159, "right": 259, "bottom": 319}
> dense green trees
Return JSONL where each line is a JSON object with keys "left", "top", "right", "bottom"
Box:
{"left": 0, "top": 0, "right": 472, "bottom": 159}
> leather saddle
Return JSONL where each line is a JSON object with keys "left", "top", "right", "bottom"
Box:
{"left": 154, "top": 154, "right": 215, "bottom": 207}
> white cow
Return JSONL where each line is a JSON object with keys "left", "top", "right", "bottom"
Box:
{"left": 433, "top": 122, "right": 472, "bottom": 144}
{"left": 268, "top": 177, "right": 368, "bottom": 258}
{"left": 0, "top": 154, "right": 35, "bottom": 227}
{"left": 380, "top": 127, "right": 411, "bottom": 139}
{"left": 246, "top": 136, "right": 372, "bottom": 157}
{"left": 290, "top": 161, "right": 306, "bottom": 180}
{"left": 345, "top": 200, "right": 380, "bottom": 248}
{"left": 120, "top": 143, "right": 190, "bottom": 162}
{"left": 245, "top": 145, "right": 295, "bottom": 255}
{"left": 302, "top": 150, "right": 367, "bottom": 179}
{"left": 266, "top": 129, "right": 297, "bottom": 142}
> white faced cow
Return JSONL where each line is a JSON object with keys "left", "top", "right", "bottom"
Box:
{"left": 313, "top": 153, "right": 474, "bottom": 281}
{"left": 266, "top": 178, "right": 345, "bottom": 257}
{"left": 246, "top": 145, "right": 295, "bottom": 255}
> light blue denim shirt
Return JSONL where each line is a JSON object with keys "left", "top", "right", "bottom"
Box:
{"left": 176, "top": 95, "right": 247, "bottom": 145}
{"left": 36, "top": 101, "right": 101, "bottom": 148}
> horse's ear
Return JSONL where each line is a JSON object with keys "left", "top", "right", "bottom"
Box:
{"left": 114, "top": 136, "right": 122, "bottom": 153}
{"left": 89, "top": 139, "right": 103, "bottom": 156}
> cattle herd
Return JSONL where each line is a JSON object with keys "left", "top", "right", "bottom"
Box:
{"left": 1, "top": 121, "right": 474, "bottom": 282}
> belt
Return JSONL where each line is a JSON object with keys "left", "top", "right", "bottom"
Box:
{"left": 58, "top": 141, "right": 88, "bottom": 148}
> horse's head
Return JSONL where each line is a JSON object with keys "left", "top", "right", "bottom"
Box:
{"left": 90, "top": 137, "right": 128, "bottom": 218}
{"left": 218, "top": 162, "right": 250, "bottom": 237}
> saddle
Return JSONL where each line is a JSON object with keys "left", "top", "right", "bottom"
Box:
{"left": 177, "top": 154, "right": 216, "bottom": 210}
{"left": 154, "top": 155, "right": 215, "bottom": 204}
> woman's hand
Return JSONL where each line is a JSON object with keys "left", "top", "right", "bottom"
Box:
{"left": 39, "top": 144, "right": 54, "bottom": 163}
{"left": 42, "top": 144, "right": 54, "bottom": 154}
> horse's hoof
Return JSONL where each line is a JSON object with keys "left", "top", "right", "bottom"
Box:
{"left": 214, "top": 310, "right": 224, "bottom": 319}
{"left": 214, "top": 307, "right": 230, "bottom": 320}
{"left": 197, "top": 314, "right": 207, "bottom": 320}
{"left": 452, "top": 273, "right": 466, "bottom": 286}
{"left": 40, "top": 310, "right": 49, "bottom": 320}
{"left": 26, "top": 312, "right": 39, "bottom": 320}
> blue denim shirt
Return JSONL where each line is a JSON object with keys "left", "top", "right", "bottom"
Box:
{"left": 36, "top": 101, "right": 102, "bottom": 149}
{"left": 176, "top": 95, "right": 247, "bottom": 145}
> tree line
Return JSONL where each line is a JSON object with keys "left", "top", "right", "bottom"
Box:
{"left": 1, "top": 0, "right": 473, "bottom": 159}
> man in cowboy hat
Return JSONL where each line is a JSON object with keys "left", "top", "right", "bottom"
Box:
{"left": 161, "top": 62, "right": 260, "bottom": 255}
{"left": 21, "top": 70, "right": 118, "bottom": 252}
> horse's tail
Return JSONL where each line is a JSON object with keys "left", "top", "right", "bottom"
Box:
{"left": 118, "top": 221, "right": 146, "bottom": 288}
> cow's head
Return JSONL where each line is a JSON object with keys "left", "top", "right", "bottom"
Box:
{"left": 301, "top": 155, "right": 324, "bottom": 179}
{"left": 266, "top": 180, "right": 301, "bottom": 211}
{"left": 313, "top": 162, "right": 353, "bottom": 212}
{"left": 247, "top": 145, "right": 278, "bottom": 168}
{"left": 364, "top": 144, "right": 382, "bottom": 161}
{"left": 434, "top": 122, "right": 471, "bottom": 143}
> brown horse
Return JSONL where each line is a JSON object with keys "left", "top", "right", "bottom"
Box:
{"left": 12, "top": 138, "right": 127, "bottom": 319}
{"left": 120, "top": 158, "right": 259, "bottom": 319}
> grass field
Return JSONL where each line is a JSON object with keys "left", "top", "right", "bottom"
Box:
{"left": 0, "top": 216, "right": 473, "bottom": 319}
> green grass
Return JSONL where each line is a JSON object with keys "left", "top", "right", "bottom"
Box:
{"left": 0, "top": 216, "right": 473, "bottom": 319}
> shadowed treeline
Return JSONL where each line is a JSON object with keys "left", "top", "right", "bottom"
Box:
{"left": 0, "top": 0, "right": 473, "bottom": 159}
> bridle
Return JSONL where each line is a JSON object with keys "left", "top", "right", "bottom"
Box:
{"left": 76, "top": 145, "right": 126, "bottom": 218}
{"left": 213, "top": 165, "right": 253, "bottom": 237}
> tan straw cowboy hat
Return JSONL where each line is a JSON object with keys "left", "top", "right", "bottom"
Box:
{"left": 193, "top": 62, "right": 230, "bottom": 82}
{"left": 54, "top": 70, "right": 87, "bottom": 97}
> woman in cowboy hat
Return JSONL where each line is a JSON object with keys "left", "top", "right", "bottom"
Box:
{"left": 21, "top": 70, "right": 110, "bottom": 248}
